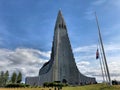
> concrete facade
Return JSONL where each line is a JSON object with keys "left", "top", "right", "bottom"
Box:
{"left": 25, "top": 10, "right": 96, "bottom": 86}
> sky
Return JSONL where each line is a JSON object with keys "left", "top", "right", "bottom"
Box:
{"left": 0, "top": 0, "right": 120, "bottom": 83}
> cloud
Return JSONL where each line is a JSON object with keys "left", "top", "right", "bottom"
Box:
{"left": 91, "top": 0, "right": 106, "bottom": 6}
{"left": 76, "top": 59, "right": 120, "bottom": 82}
{"left": 77, "top": 61, "right": 90, "bottom": 66}
{"left": 84, "top": 8, "right": 95, "bottom": 20}
{"left": 84, "top": 0, "right": 120, "bottom": 21}
{"left": 74, "top": 45, "right": 96, "bottom": 53}
{"left": 102, "top": 24, "right": 120, "bottom": 43}
{"left": 73, "top": 45, "right": 97, "bottom": 61}
{"left": 0, "top": 42, "right": 120, "bottom": 83}
{"left": 0, "top": 48, "right": 50, "bottom": 82}
{"left": 84, "top": 0, "right": 106, "bottom": 20}
{"left": 84, "top": 0, "right": 106, "bottom": 21}
{"left": 74, "top": 43, "right": 120, "bottom": 82}
{"left": 108, "top": 0, "right": 120, "bottom": 9}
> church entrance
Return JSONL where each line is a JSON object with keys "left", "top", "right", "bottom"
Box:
{"left": 62, "top": 79, "right": 67, "bottom": 84}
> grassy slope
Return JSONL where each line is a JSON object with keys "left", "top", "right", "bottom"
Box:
{"left": 63, "top": 84, "right": 120, "bottom": 90}
{"left": 0, "top": 84, "right": 120, "bottom": 90}
{"left": 0, "top": 88, "right": 54, "bottom": 90}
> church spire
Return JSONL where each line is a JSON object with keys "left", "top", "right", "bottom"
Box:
{"left": 26, "top": 10, "right": 96, "bottom": 86}
{"left": 52, "top": 10, "right": 74, "bottom": 82}
{"left": 55, "top": 10, "right": 66, "bottom": 29}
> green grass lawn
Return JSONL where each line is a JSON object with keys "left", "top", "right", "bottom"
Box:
{"left": 0, "top": 84, "right": 120, "bottom": 90}
{"left": 0, "top": 87, "right": 54, "bottom": 90}
{"left": 63, "top": 84, "right": 120, "bottom": 90}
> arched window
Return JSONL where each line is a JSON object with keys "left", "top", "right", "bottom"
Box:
{"left": 59, "top": 24, "right": 61, "bottom": 28}
{"left": 64, "top": 25, "right": 66, "bottom": 29}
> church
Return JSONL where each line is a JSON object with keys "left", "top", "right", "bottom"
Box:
{"left": 25, "top": 10, "right": 96, "bottom": 86}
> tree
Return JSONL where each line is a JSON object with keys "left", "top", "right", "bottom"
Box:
{"left": 11, "top": 72, "right": 17, "bottom": 83}
{"left": 0, "top": 71, "right": 5, "bottom": 87}
{"left": 16, "top": 72, "right": 22, "bottom": 83}
{"left": 1, "top": 71, "right": 4, "bottom": 77}
{"left": 0, "top": 71, "right": 6, "bottom": 87}
{"left": 4, "top": 71, "right": 9, "bottom": 85}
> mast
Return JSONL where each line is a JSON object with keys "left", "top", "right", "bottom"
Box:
{"left": 98, "top": 48, "right": 105, "bottom": 83}
{"left": 98, "top": 41, "right": 108, "bottom": 83}
{"left": 95, "top": 12, "right": 112, "bottom": 85}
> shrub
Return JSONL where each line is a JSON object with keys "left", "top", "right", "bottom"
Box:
{"left": 5, "top": 83, "right": 30, "bottom": 88}
{"left": 43, "top": 81, "right": 68, "bottom": 88}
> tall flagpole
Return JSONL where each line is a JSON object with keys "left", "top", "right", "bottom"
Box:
{"left": 98, "top": 46, "right": 105, "bottom": 83}
{"left": 99, "top": 51, "right": 105, "bottom": 83}
{"left": 97, "top": 42, "right": 105, "bottom": 83}
{"left": 98, "top": 39, "right": 108, "bottom": 83}
{"left": 95, "top": 12, "right": 112, "bottom": 86}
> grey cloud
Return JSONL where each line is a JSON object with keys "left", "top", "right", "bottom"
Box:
{"left": 0, "top": 43, "right": 120, "bottom": 83}
{"left": 76, "top": 59, "right": 120, "bottom": 82}
{"left": 0, "top": 48, "right": 49, "bottom": 82}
